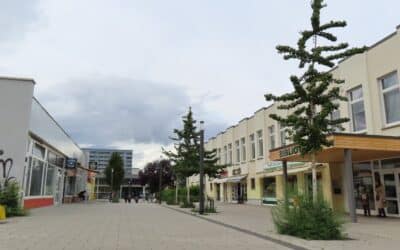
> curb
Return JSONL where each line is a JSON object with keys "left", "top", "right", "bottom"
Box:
{"left": 162, "top": 205, "right": 309, "bottom": 250}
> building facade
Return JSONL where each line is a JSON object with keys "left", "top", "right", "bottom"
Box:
{"left": 82, "top": 149, "right": 141, "bottom": 199}
{"left": 196, "top": 24, "right": 400, "bottom": 217}
{"left": 1, "top": 77, "right": 94, "bottom": 209}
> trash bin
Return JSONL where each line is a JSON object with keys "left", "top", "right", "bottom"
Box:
{"left": 0, "top": 205, "right": 6, "bottom": 220}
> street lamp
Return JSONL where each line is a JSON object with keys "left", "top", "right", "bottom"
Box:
{"left": 199, "top": 120, "right": 205, "bottom": 215}
{"left": 158, "top": 155, "right": 163, "bottom": 204}
{"left": 110, "top": 168, "right": 114, "bottom": 202}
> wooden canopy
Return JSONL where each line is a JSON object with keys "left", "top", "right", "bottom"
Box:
{"left": 269, "top": 133, "right": 400, "bottom": 163}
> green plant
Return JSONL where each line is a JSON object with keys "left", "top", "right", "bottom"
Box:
{"left": 272, "top": 194, "right": 344, "bottom": 240}
{"left": 104, "top": 152, "right": 125, "bottom": 192}
{"left": 161, "top": 189, "right": 177, "bottom": 205}
{"left": 0, "top": 181, "right": 28, "bottom": 217}
{"left": 180, "top": 200, "right": 195, "bottom": 208}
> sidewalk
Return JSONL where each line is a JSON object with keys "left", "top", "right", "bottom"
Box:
{"left": 165, "top": 202, "right": 400, "bottom": 250}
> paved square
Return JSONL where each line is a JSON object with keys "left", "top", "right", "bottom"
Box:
{"left": 0, "top": 202, "right": 291, "bottom": 250}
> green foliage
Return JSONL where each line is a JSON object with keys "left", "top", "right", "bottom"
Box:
{"left": 104, "top": 152, "right": 125, "bottom": 191}
{"left": 180, "top": 200, "right": 195, "bottom": 208}
{"left": 139, "top": 159, "right": 174, "bottom": 194}
{"left": 0, "top": 181, "right": 28, "bottom": 217}
{"left": 163, "top": 107, "right": 224, "bottom": 180}
{"left": 161, "top": 188, "right": 177, "bottom": 205}
{"left": 265, "top": 0, "right": 367, "bottom": 156}
{"left": 272, "top": 194, "right": 344, "bottom": 240}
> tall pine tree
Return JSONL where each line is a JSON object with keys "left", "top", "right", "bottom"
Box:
{"left": 265, "top": 0, "right": 367, "bottom": 202}
{"left": 164, "top": 107, "right": 222, "bottom": 204}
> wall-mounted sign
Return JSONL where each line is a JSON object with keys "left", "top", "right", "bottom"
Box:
{"left": 232, "top": 168, "right": 241, "bottom": 175}
{"left": 66, "top": 158, "right": 77, "bottom": 168}
{"left": 279, "top": 145, "right": 300, "bottom": 158}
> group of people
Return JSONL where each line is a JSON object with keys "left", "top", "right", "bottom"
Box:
{"left": 123, "top": 193, "right": 139, "bottom": 203}
{"left": 359, "top": 179, "right": 386, "bottom": 217}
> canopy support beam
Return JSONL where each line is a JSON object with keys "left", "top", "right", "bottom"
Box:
{"left": 344, "top": 149, "right": 357, "bottom": 223}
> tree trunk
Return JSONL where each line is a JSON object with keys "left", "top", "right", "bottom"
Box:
{"left": 311, "top": 152, "right": 318, "bottom": 202}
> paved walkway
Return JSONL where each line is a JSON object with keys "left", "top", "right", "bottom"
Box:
{"left": 0, "top": 202, "right": 292, "bottom": 250}
{"left": 170, "top": 202, "right": 400, "bottom": 250}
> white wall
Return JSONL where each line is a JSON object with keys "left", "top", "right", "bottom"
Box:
{"left": 29, "top": 98, "right": 87, "bottom": 165}
{"left": 0, "top": 78, "right": 35, "bottom": 184}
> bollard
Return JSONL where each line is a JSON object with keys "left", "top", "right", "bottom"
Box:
{"left": 0, "top": 205, "right": 6, "bottom": 221}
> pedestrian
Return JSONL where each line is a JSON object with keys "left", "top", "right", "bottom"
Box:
{"left": 128, "top": 193, "right": 132, "bottom": 203}
{"left": 375, "top": 180, "right": 386, "bottom": 217}
{"left": 360, "top": 187, "right": 371, "bottom": 216}
{"left": 124, "top": 192, "right": 128, "bottom": 203}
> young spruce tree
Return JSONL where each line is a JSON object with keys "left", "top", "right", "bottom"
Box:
{"left": 104, "top": 152, "right": 125, "bottom": 196}
{"left": 265, "top": 0, "right": 367, "bottom": 202}
{"left": 164, "top": 107, "right": 222, "bottom": 204}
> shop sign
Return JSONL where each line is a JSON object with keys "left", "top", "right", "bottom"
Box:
{"left": 279, "top": 145, "right": 300, "bottom": 158}
{"left": 66, "top": 158, "right": 77, "bottom": 168}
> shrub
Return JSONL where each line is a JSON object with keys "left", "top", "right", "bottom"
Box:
{"left": 180, "top": 200, "right": 195, "bottom": 208}
{"left": 0, "top": 181, "right": 28, "bottom": 217}
{"left": 161, "top": 189, "right": 177, "bottom": 205}
{"left": 272, "top": 194, "right": 344, "bottom": 240}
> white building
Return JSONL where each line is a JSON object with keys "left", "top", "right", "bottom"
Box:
{"left": 0, "top": 77, "right": 93, "bottom": 208}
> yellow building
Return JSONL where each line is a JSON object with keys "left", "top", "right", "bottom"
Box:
{"left": 190, "top": 24, "right": 400, "bottom": 218}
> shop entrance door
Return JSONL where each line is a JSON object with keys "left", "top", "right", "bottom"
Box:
{"left": 380, "top": 171, "right": 400, "bottom": 216}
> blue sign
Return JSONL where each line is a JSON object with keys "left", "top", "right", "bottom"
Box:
{"left": 66, "top": 158, "right": 77, "bottom": 168}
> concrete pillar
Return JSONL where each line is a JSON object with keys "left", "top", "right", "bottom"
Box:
{"left": 344, "top": 149, "right": 357, "bottom": 223}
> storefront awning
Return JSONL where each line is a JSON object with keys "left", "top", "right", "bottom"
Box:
{"left": 269, "top": 133, "right": 400, "bottom": 163}
{"left": 258, "top": 165, "right": 313, "bottom": 177}
{"left": 213, "top": 175, "right": 247, "bottom": 184}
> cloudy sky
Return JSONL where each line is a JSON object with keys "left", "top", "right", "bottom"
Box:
{"left": 1, "top": 0, "right": 399, "bottom": 168}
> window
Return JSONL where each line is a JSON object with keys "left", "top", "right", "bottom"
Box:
{"left": 257, "top": 130, "right": 264, "bottom": 157}
{"left": 329, "top": 101, "right": 341, "bottom": 132}
{"left": 349, "top": 86, "right": 366, "bottom": 132}
{"left": 228, "top": 143, "right": 232, "bottom": 164}
{"left": 279, "top": 123, "right": 286, "bottom": 146}
{"left": 235, "top": 140, "right": 240, "bottom": 163}
{"left": 249, "top": 134, "right": 256, "bottom": 160}
{"left": 45, "top": 164, "right": 56, "bottom": 195}
{"left": 268, "top": 125, "right": 276, "bottom": 149}
{"left": 29, "top": 159, "right": 45, "bottom": 196}
{"left": 32, "top": 143, "right": 45, "bottom": 159}
{"left": 240, "top": 137, "right": 246, "bottom": 162}
{"left": 223, "top": 146, "right": 227, "bottom": 164}
{"left": 263, "top": 177, "right": 277, "bottom": 205}
{"left": 380, "top": 72, "right": 400, "bottom": 124}
{"left": 251, "top": 178, "right": 255, "bottom": 190}
{"left": 217, "top": 148, "right": 221, "bottom": 164}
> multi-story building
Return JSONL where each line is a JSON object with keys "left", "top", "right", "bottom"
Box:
{"left": 195, "top": 24, "right": 400, "bottom": 218}
{"left": 82, "top": 149, "right": 142, "bottom": 198}
{"left": 83, "top": 149, "right": 133, "bottom": 171}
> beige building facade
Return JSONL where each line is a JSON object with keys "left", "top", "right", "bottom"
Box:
{"left": 190, "top": 25, "right": 400, "bottom": 217}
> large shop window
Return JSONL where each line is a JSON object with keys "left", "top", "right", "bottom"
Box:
{"left": 349, "top": 86, "right": 366, "bottom": 132}
{"left": 353, "top": 162, "right": 375, "bottom": 210}
{"left": 263, "top": 177, "right": 277, "bottom": 205}
{"left": 32, "top": 143, "right": 46, "bottom": 159}
{"left": 45, "top": 164, "right": 56, "bottom": 195}
{"left": 29, "top": 159, "right": 45, "bottom": 196}
{"left": 287, "top": 175, "right": 298, "bottom": 195}
{"left": 381, "top": 157, "right": 400, "bottom": 169}
{"left": 380, "top": 72, "right": 400, "bottom": 124}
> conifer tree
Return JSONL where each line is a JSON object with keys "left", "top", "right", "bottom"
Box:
{"left": 164, "top": 107, "right": 222, "bottom": 204}
{"left": 265, "top": 0, "right": 367, "bottom": 202}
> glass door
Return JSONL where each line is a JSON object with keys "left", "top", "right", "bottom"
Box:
{"left": 382, "top": 172, "right": 400, "bottom": 216}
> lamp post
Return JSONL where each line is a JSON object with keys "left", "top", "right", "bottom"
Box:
{"left": 111, "top": 168, "right": 114, "bottom": 201}
{"left": 199, "top": 120, "right": 205, "bottom": 215}
{"left": 158, "top": 155, "right": 163, "bottom": 204}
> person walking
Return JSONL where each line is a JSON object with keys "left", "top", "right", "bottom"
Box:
{"left": 360, "top": 187, "right": 371, "bottom": 216}
{"left": 375, "top": 181, "right": 386, "bottom": 217}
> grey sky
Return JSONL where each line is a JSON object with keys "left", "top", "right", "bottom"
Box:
{"left": 1, "top": 0, "right": 399, "bottom": 167}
